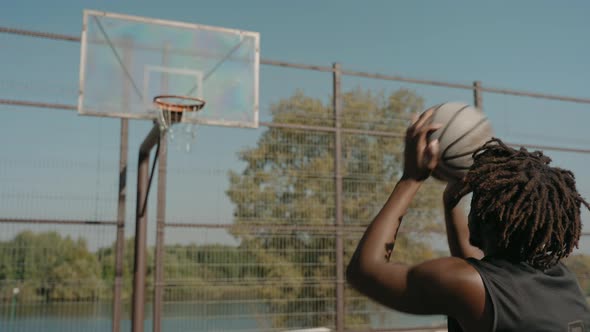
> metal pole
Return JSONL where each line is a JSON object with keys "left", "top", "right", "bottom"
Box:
{"left": 5, "top": 26, "right": 590, "bottom": 104}
{"left": 113, "top": 38, "right": 132, "bottom": 332}
{"left": 153, "top": 42, "right": 170, "bottom": 332}
{"left": 153, "top": 132, "right": 167, "bottom": 332}
{"left": 333, "top": 62, "right": 345, "bottom": 332}
{"left": 473, "top": 81, "right": 482, "bottom": 110}
{"left": 112, "top": 118, "right": 128, "bottom": 332}
{"left": 132, "top": 124, "right": 161, "bottom": 332}
{"left": 4, "top": 97, "right": 590, "bottom": 155}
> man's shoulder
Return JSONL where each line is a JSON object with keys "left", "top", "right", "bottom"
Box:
{"left": 409, "top": 257, "right": 486, "bottom": 304}
{"left": 411, "top": 257, "right": 482, "bottom": 284}
{"left": 409, "top": 257, "right": 490, "bottom": 328}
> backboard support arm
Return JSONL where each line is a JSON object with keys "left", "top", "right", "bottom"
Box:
{"left": 132, "top": 123, "right": 161, "bottom": 332}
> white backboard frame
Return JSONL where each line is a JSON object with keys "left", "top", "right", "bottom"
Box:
{"left": 78, "top": 9, "right": 260, "bottom": 128}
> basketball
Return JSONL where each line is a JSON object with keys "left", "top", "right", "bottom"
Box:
{"left": 424, "top": 102, "right": 494, "bottom": 181}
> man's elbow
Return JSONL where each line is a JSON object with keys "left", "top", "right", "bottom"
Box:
{"left": 346, "top": 256, "right": 378, "bottom": 290}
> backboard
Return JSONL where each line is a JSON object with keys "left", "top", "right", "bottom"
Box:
{"left": 78, "top": 10, "right": 260, "bottom": 128}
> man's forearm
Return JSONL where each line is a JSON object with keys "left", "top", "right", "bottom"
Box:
{"left": 348, "top": 178, "right": 422, "bottom": 279}
{"left": 443, "top": 201, "right": 483, "bottom": 259}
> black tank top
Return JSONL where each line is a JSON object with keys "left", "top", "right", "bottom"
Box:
{"left": 448, "top": 256, "right": 590, "bottom": 332}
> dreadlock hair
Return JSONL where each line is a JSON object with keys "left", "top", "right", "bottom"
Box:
{"left": 464, "top": 138, "right": 590, "bottom": 270}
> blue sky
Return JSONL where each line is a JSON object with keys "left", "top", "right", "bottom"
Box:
{"left": 3, "top": 0, "right": 588, "bottom": 95}
{"left": 1, "top": 0, "right": 590, "bottom": 250}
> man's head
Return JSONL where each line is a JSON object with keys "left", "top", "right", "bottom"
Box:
{"left": 465, "top": 138, "right": 590, "bottom": 269}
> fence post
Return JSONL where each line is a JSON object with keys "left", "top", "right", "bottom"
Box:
{"left": 113, "top": 39, "right": 131, "bottom": 332}
{"left": 112, "top": 118, "right": 128, "bottom": 332}
{"left": 153, "top": 132, "right": 167, "bottom": 332}
{"left": 333, "top": 62, "right": 345, "bottom": 332}
{"left": 153, "top": 41, "right": 170, "bottom": 332}
{"left": 473, "top": 81, "right": 482, "bottom": 110}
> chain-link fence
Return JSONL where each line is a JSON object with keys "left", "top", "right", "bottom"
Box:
{"left": 1, "top": 26, "right": 590, "bottom": 332}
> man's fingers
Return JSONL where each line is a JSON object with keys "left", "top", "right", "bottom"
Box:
{"left": 417, "top": 123, "right": 443, "bottom": 143}
{"left": 423, "top": 123, "right": 443, "bottom": 134}
{"left": 414, "top": 123, "right": 443, "bottom": 165}
{"left": 409, "top": 107, "right": 442, "bottom": 138}
{"left": 413, "top": 108, "right": 436, "bottom": 131}
{"left": 411, "top": 112, "right": 420, "bottom": 126}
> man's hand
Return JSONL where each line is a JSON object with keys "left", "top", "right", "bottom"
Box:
{"left": 402, "top": 108, "right": 442, "bottom": 181}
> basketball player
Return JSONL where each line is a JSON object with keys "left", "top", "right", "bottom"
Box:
{"left": 347, "top": 108, "right": 590, "bottom": 331}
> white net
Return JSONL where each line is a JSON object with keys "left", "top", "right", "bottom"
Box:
{"left": 155, "top": 110, "right": 199, "bottom": 152}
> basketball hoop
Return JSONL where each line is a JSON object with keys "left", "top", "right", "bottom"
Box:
{"left": 153, "top": 95, "right": 206, "bottom": 152}
{"left": 153, "top": 95, "right": 206, "bottom": 131}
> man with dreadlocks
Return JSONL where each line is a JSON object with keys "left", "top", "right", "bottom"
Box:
{"left": 347, "top": 108, "right": 590, "bottom": 331}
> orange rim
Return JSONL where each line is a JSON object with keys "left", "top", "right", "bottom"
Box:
{"left": 153, "top": 95, "right": 206, "bottom": 113}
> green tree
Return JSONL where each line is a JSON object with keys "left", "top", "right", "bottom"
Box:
{"left": 0, "top": 231, "right": 103, "bottom": 302}
{"left": 565, "top": 254, "right": 590, "bottom": 296}
{"left": 226, "top": 88, "right": 445, "bottom": 329}
{"left": 97, "top": 237, "right": 152, "bottom": 301}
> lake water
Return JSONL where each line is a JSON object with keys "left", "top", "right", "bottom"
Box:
{"left": 0, "top": 302, "right": 446, "bottom": 331}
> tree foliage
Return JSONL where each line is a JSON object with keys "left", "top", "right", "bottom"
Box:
{"left": 565, "top": 254, "right": 590, "bottom": 295}
{"left": 0, "top": 231, "right": 102, "bottom": 301}
{"left": 226, "top": 88, "right": 446, "bottom": 328}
